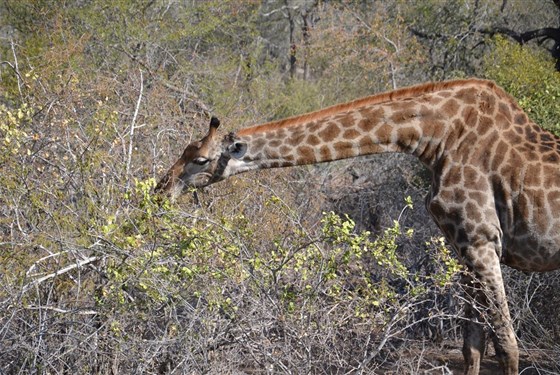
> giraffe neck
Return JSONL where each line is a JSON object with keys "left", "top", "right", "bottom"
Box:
{"left": 222, "top": 79, "right": 508, "bottom": 177}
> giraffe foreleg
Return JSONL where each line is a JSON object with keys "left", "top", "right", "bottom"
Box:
{"left": 461, "top": 272, "right": 486, "bottom": 375}
{"left": 462, "top": 246, "right": 519, "bottom": 375}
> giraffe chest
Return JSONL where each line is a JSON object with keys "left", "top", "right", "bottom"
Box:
{"left": 428, "top": 157, "right": 560, "bottom": 272}
{"left": 497, "top": 189, "right": 560, "bottom": 272}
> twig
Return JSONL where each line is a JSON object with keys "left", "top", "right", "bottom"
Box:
{"left": 24, "top": 305, "right": 98, "bottom": 315}
{"left": 10, "top": 39, "right": 24, "bottom": 98}
{"left": 19, "top": 256, "right": 100, "bottom": 296}
{"left": 25, "top": 247, "right": 70, "bottom": 277}
{"left": 126, "top": 69, "right": 144, "bottom": 190}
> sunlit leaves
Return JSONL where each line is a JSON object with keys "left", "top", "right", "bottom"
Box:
{"left": 484, "top": 36, "right": 560, "bottom": 135}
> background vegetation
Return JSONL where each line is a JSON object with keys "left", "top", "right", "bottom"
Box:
{"left": 1, "top": 0, "right": 560, "bottom": 373}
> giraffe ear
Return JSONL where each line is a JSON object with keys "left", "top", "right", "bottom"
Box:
{"left": 228, "top": 141, "right": 247, "bottom": 159}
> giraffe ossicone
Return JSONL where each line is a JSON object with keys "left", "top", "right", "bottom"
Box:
{"left": 156, "top": 78, "right": 560, "bottom": 375}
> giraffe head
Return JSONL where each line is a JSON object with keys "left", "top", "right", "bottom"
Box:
{"left": 154, "top": 116, "right": 248, "bottom": 199}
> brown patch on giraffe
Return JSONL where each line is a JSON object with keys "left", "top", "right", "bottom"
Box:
{"left": 430, "top": 120, "right": 445, "bottom": 141}
{"left": 298, "top": 145, "right": 316, "bottom": 163}
{"left": 459, "top": 132, "right": 480, "bottom": 163}
{"left": 443, "top": 119, "right": 464, "bottom": 146}
{"left": 319, "top": 145, "right": 332, "bottom": 161}
{"left": 524, "top": 165, "right": 542, "bottom": 187}
{"left": 343, "top": 129, "right": 361, "bottom": 140}
{"left": 283, "top": 154, "right": 295, "bottom": 163}
{"left": 498, "top": 102, "right": 512, "bottom": 122}
{"left": 541, "top": 133, "right": 554, "bottom": 143}
{"left": 252, "top": 138, "right": 267, "bottom": 152}
{"left": 279, "top": 145, "right": 291, "bottom": 156}
{"left": 358, "top": 118, "right": 376, "bottom": 132}
{"left": 441, "top": 98, "right": 460, "bottom": 118}
{"left": 541, "top": 141, "right": 558, "bottom": 151}
{"left": 468, "top": 191, "right": 488, "bottom": 205}
{"left": 390, "top": 107, "right": 418, "bottom": 124}
{"left": 462, "top": 106, "right": 478, "bottom": 128}
{"left": 487, "top": 130, "right": 499, "bottom": 144}
{"left": 513, "top": 125, "right": 524, "bottom": 135}
{"left": 358, "top": 106, "right": 384, "bottom": 121}
{"left": 440, "top": 187, "right": 467, "bottom": 203}
{"left": 477, "top": 116, "right": 493, "bottom": 136}
{"left": 543, "top": 165, "right": 560, "bottom": 189}
{"left": 503, "top": 129, "right": 523, "bottom": 144}
{"left": 273, "top": 128, "right": 287, "bottom": 139}
{"left": 287, "top": 130, "right": 306, "bottom": 146}
{"left": 438, "top": 188, "right": 453, "bottom": 202}
{"left": 543, "top": 152, "right": 560, "bottom": 163}
{"left": 538, "top": 143, "right": 552, "bottom": 154}
{"left": 375, "top": 123, "right": 392, "bottom": 144}
{"left": 358, "top": 135, "right": 373, "bottom": 150}
{"left": 499, "top": 162, "right": 517, "bottom": 183}
{"left": 269, "top": 139, "right": 282, "bottom": 148}
{"left": 307, "top": 134, "right": 322, "bottom": 146}
{"left": 494, "top": 113, "right": 510, "bottom": 129}
{"left": 463, "top": 166, "right": 489, "bottom": 191}
{"left": 420, "top": 104, "right": 435, "bottom": 116}
{"left": 454, "top": 188, "right": 467, "bottom": 203}
{"left": 426, "top": 95, "right": 444, "bottom": 105}
{"left": 266, "top": 149, "right": 280, "bottom": 160}
{"left": 523, "top": 149, "right": 540, "bottom": 162}
{"left": 456, "top": 87, "right": 478, "bottom": 104}
{"left": 525, "top": 126, "right": 539, "bottom": 143}
{"left": 514, "top": 113, "right": 527, "bottom": 125}
{"left": 523, "top": 142, "right": 537, "bottom": 151}
{"left": 464, "top": 221, "right": 475, "bottom": 234}
{"left": 479, "top": 91, "right": 496, "bottom": 114}
{"left": 338, "top": 113, "right": 357, "bottom": 128}
{"left": 334, "top": 141, "right": 355, "bottom": 159}
{"left": 396, "top": 126, "right": 420, "bottom": 150}
{"left": 442, "top": 165, "right": 462, "bottom": 186}
{"left": 318, "top": 122, "right": 341, "bottom": 142}
{"left": 307, "top": 121, "right": 322, "bottom": 133}
{"left": 480, "top": 253, "right": 496, "bottom": 268}
{"left": 470, "top": 145, "right": 492, "bottom": 171}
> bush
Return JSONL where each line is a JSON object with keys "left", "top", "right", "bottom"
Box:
{"left": 484, "top": 36, "right": 560, "bottom": 135}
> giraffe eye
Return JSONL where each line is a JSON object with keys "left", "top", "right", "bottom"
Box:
{"left": 192, "top": 157, "right": 210, "bottom": 166}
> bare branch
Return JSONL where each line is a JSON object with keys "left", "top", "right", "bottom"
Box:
{"left": 19, "top": 256, "right": 100, "bottom": 296}
{"left": 10, "top": 39, "right": 23, "bottom": 98}
{"left": 24, "top": 305, "right": 98, "bottom": 315}
{"left": 125, "top": 69, "right": 144, "bottom": 190}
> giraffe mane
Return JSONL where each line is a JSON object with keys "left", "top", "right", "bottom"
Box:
{"left": 237, "top": 78, "right": 501, "bottom": 136}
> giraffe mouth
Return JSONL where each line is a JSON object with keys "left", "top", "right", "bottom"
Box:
{"left": 187, "top": 172, "right": 213, "bottom": 188}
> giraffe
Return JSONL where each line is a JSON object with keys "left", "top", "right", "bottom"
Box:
{"left": 155, "top": 78, "right": 560, "bottom": 375}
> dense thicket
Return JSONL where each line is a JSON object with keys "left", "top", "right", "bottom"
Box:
{"left": 1, "top": 1, "right": 559, "bottom": 373}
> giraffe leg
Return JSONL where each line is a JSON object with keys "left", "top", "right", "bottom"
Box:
{"left": 461, "top": 273, "right": 486, "bottom": 375}
{"left": 462, "top": 246, "right": 519, "bottom": 375}
{"left": 427, "top": 194, "right": 518, "bottom": 374}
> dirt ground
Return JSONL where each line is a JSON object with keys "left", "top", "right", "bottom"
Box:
{"left": 374, "top": 340, "right": 559, "bottom": 374}
{"left": 420, "top": 341, "right": 557, "bottom": 375}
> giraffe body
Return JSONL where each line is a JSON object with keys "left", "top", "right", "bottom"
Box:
{"left": 156, "top": 79, "right": 560, "bottom": 375}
